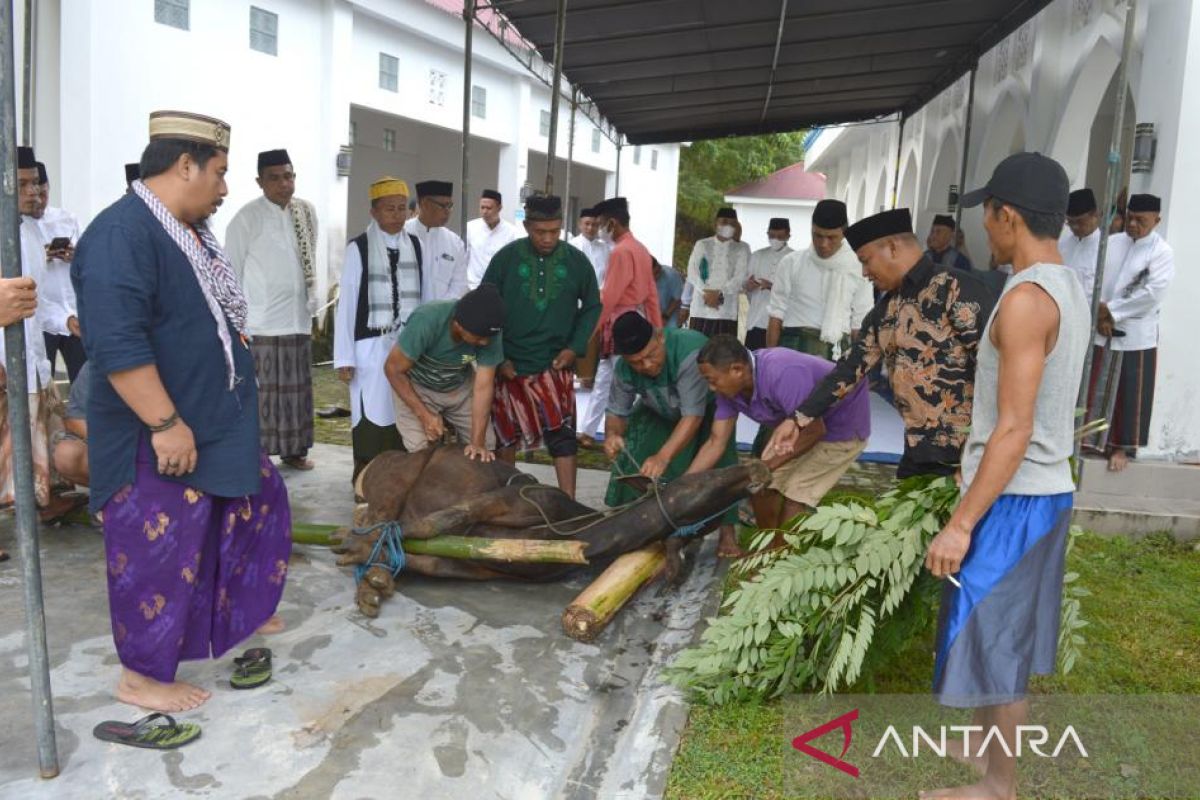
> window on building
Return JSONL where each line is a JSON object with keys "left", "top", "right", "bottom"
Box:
{"left": 154, "top": 0, "right": 189, "bottom": 30}
{"left": 383, "top": 128, "right": 396, "bottom": 152}
{"left": 633, "top": 146, "right": 642, "bottom": 165}
{"left": 540, "top": 110, "right": 551, "bottom": 137}
{"left": 379, "top": 53, "right": 399, "bottom": 92}
{"left": 471, "top": 85, "right": 487, "bottom": 118}
{"left": 349, "top": 121, "right": 357, "bottom": 147}
{"left": 651, "top": 149, "right": 659, "bottom": 170}
{"left": 429, "top": 70, "right": 447, "bottom": 106}
{"left": 249, "top": 6, "right": 278, "bottom": 55}
{"left": 591, "top": 128, "right": 601, "bottom": 153}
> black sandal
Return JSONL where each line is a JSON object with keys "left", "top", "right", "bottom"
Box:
{"left": 93, "top": 713, "right": 202, "bottom": 750}
{"left": 230, "top": 647, "right": 272, "bottom": 689}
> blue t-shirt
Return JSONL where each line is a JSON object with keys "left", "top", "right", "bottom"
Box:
{"left": 73, "top": 194, "right": 262, "bottom": 511}
{"left": 655, "top": 265, "right": 684, "bottom": 328}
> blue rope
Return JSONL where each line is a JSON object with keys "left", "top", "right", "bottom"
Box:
{"left": 669, "top": 501, "right": 740, "bottom": 539}
{"left": 351, "top": 521, "right": 406, "bottom": 583}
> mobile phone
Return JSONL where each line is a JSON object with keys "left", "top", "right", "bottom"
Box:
{"left": 49, "top": 237, "right": 72, "bottom": 251}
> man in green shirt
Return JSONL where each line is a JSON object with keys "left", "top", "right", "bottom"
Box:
{"left": 602, "top": 312, "right": 743, "bottom": 558}
{"left": 482, "top": 194, "right": 601, "bottom": 498}
{"left": 384, "top": 284, "right": 505, "bottom": 460}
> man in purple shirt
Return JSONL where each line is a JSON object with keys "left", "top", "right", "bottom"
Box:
{"left": 689, "top": 335, "right": 871, "bottom": 533}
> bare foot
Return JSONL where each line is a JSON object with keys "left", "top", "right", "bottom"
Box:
{"left": 116, "top": 668, "right": 210, "bottom": 712}
{"left": 39, "top": 493, "right": 84, "bottom": 523}
{"left": 282, "top": 456, "right": 315, "bottom": 471}
{"left": 1107, "top": 449, "right": 1129, "bottom": 472}
{"left": 256, "top": 614, "right": 285, "bottom": 635}
{"left": 919, "top": 781, "right": 1012, "bottom": 800}
{"left": 948, "top": 736, "right": 988, "bottom": 776}
{"left": 716, "top": 528, "right": 747, "bottom": 559}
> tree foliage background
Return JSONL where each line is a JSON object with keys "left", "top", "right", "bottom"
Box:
{"left": 672, "top": 132, "right": 807, "bottom": 268}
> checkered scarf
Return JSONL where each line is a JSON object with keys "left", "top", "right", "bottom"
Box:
{"left": 132, "top": 180, "right": 248, "bottom": 390}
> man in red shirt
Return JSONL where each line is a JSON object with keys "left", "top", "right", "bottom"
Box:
{"left": 578, "top": 197, "right": 661, "bottom": 448}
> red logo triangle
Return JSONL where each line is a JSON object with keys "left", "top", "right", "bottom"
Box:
{"left": 791, "top": 708, "right": 859, "bottom": 778}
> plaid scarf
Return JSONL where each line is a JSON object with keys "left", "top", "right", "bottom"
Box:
{"left": 366, "top": 221, "right": 421, "bottom": 333}
{"left": 132, "top": 180, "right": 248, "bottom": 390}
{"left": 289, "top": 197, "right": 318, "bottom": 310}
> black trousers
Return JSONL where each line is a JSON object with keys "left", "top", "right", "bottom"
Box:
{"left": 44, "top": 332, "right": 86, "bottom": 382}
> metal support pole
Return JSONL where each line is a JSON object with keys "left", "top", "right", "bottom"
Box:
{"left": 459, "top": 0, "right": 475, "bottom": 234}
{"left": 953, "top": 64, "right": 977, "bottom": 230}
{"left": 891, "top": 113, "right": 905, "bottom": 208}
{"left": 544, "top": 0, "right": 567, "bottom": 194}
{"left": 563, "top": 86, "right": 577, "bottom": 227}
{"left": 0, "top": 0, "right": 59, "bottom": 778}
{"left": 21, "top": 0, "right": 33, "bottom": 145}
{"left": 1075, "top": 0, "right": 1138, "bottom": 468}
{"left": 614, "top": 138, "right": 623, "bottom": 196}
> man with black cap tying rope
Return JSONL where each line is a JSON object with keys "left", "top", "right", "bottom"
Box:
{"left": 602, "top": 311, "right": 743, "bottom": 558}
{"left": 384, "top": 284, "right": 505, "bottom": 461}
{"left": 481, "top": 194, "right": 601, "bottom": 498}
{"left": 767, "top": 206, "right": 998, "bottom": 480}
{"left": 225, "top": 148, "right": 320, "bottom": 470}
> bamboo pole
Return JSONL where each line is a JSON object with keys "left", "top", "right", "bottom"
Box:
{"left": 562, "top": 544, "right": 666, "bottom": 642}
{"left": 292, "top": 523, "right": 587, "bottom": 565}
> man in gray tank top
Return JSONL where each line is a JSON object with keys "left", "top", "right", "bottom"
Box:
{"left": 923, "top": 153, "right": 1090, "bottom": 800}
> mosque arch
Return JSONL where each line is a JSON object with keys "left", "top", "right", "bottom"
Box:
{"left": 873, "top": 169, "right": 888, "bottom": 215}
{"left": 1047, "top": 28, "right": 1125, "bottom": 181}
{"left": 922, "top": 130, "right": 960, "bottom": 233}
{"left": 897, "top": 151, "right": 919, "bottom": 212}
{"left": 972, "top": 85, "right": 1029, "bottom": 186}
{"left": 853, "top": 177, "right": 868, "bottom": 222}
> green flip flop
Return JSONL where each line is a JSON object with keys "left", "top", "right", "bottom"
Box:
{"left": 230, "top": 647, "right": 272, "bottom": 689}
{"left": 93, "top": 713, "right": 202, "bottom": 750}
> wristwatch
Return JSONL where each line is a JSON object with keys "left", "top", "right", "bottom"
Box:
{"left": 792, "top": 410, "right": 808, "bottom": 428}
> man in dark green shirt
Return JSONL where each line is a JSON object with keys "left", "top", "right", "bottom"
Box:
{"left": 384, "top": 285, "right": 505, "bottom": 460}
{"left": 481, "top": 194, "right": 601, "bottom": 498}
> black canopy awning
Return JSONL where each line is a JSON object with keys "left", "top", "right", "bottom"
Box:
{"left": 491, "top": 0, "right": 1053, "bottom": 144}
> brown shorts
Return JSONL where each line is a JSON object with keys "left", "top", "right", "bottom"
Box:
{"left": 769, "top": 437, "right": 867, "bottom": 508}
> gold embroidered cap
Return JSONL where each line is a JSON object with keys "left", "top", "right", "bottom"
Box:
{"left": 370, "top": 177, "right": 410, "bottom": 201}
{"left": 148, "top": 110, "right": 232, "bottom": 150}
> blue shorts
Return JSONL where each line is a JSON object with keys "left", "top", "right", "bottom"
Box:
{"left": 933, "top": 493, "right": 1074, "bottom": 708}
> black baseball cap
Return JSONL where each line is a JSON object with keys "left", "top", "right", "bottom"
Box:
{"left": 960, "top": 152, "right": 1069, "bottom": 215}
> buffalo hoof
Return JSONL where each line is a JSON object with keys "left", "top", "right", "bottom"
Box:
{"left": 332, "top": 530, "right": 382, "bottom": 566}
{"left": 364, "top": 565, "right": 395, "bottom": 598}
{"left": 356, "top": 581, "right": 382, "bottom": 617}
{"left": 664, "top": 537, "right": 686, "bottom": 588}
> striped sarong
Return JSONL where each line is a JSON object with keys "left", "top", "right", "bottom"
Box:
{"left": 251, "top": 334, "right": 314, "bottom": 458}
{"left": 491, "top": 367, "right": 576, "bottom": 451}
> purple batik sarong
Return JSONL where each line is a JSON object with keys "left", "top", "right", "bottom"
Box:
{"left": 102, "top": 438, "right": 292, "bottom": 683}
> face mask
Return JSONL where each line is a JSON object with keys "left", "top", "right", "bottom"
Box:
{"left": 716, "top": 224, "right": 736, "bottom": 239}
{"left": 768, "top": 238, "right": 787, "bottom": 251}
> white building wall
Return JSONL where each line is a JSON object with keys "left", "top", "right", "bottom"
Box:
{"left": 807, "top": 0, "right": 1200, "bottom": 460}
{"left": 723, "top": 199, "right": 818, "bottom": 255}
{"left": 23, "top": 0, "right": 679, "bottom": 302}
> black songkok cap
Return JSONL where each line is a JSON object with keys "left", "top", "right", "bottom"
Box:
{"left": 524, "top": 193, "right": 563, "bottom": 221}
{"left": 593, "top": 197, "right": 628, "bottom": 218}
{"left": 1127, "top": 193, "right": 1161, "bottom": 213}
{"left": 960, "top": 152, "right": 1069, "bottom": 214}
{"left": 35, "top": 162, "right": 48, "bottom": 185}
{"left": 932, "top": 214, "right": 956, "bottom": 230}
{"left": 416, "top": 180, "right": 454, "bottom": 198}
{"left": 257, "top": 149, "right": 291, "bottom": 171}
{"left": 16, "top": 146, "right": 36, "bottom": 169}
{"left": 1067, "top": 189, "right": 1098, "bottom": 216}
{"left": 845, "top": 208, "right": 913, "bottom": 251}
{"left": 125, "top": 163, "right": 141, "bottom": 184}
{"left": 812, "top": 199, "right": 848, "bottom": 229}
{"left": 454, "top": 283, "right": 506, "bottom": 337}
{"left": 579, "top": 206, "right": 597, "bottom": 218}
{"left": 481, "top": 189, "right": 502, "bottom": 203}
{"left": 716, "top": 207, "right": 738, "bottom": 220}
{"left": 768, "top": 217, "right": 790, "bottom": 230}
{"left": 613, "top": 311, "right": 654, "bottom": 356}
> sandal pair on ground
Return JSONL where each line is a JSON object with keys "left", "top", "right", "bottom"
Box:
{"left": 93, "top": 648, "right": 272, "bottom": 750}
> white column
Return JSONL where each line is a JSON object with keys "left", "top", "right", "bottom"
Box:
{"left": 320, "top": 0, "right": 354, "bottom": 303}
{"left": 497, "top": 79, "right": 531, "bottom": 216}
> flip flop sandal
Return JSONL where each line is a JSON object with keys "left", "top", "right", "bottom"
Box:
{"left": 93, "top": 713, "right": 202, "bottom": 750}
{"left": 230, "top": 647, "right": 272, "bottom": 689}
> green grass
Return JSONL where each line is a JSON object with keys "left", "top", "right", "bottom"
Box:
{"left": 312, "top": 364, "right": 352, "bottom": 447}
{"left": 665, "top": 532, "right": 1200, "bottom": 799}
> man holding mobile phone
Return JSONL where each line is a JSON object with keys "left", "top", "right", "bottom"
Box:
{"left": 28, "top": 160, "right": 86, "bottom": 382}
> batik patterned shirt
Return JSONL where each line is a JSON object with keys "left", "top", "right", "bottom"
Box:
{"left": 797, "top": 257, "right": 997, "bottom": 475}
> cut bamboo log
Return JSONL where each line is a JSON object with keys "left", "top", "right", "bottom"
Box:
{"left": 562, "top": 543, "right": 666, "bottom": 642}
{"left": 292, "top": 522, "right": 588, "bottom": 564}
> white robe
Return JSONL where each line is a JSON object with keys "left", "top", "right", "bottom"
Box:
{"left": 465, "top": 217, "right": 520, "bottom": 289}
{"left": 744, "top": 244, "right": 792, "bottom": 330}
{"left": 224, "top": 195, "right": 315, "bottom": 336}
{"left": 0, "top": 221, "right": 53, "bottom": 392}
{"left": 30, "top": 208, "right": 80, "bottom": 337}
{"left": 333, "top": 230, "right": 416, "bottom": 427}
{"left": 1058, "top": 227, "right": 1100, "bottom": 298}
{"left": 1096, "top": 230, "right": 1175, "bottom": 351}
{"left": 768, "top": 243, "right": 874, "bottom": 341}
{"left": 405, "top": 218, "right": 468, "bottom": 302}
{"left": 685, "top": 237, "right": 750, "bottom": 321}
{"left": 568, "top": 233, "right": 611, "bottom": 288}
